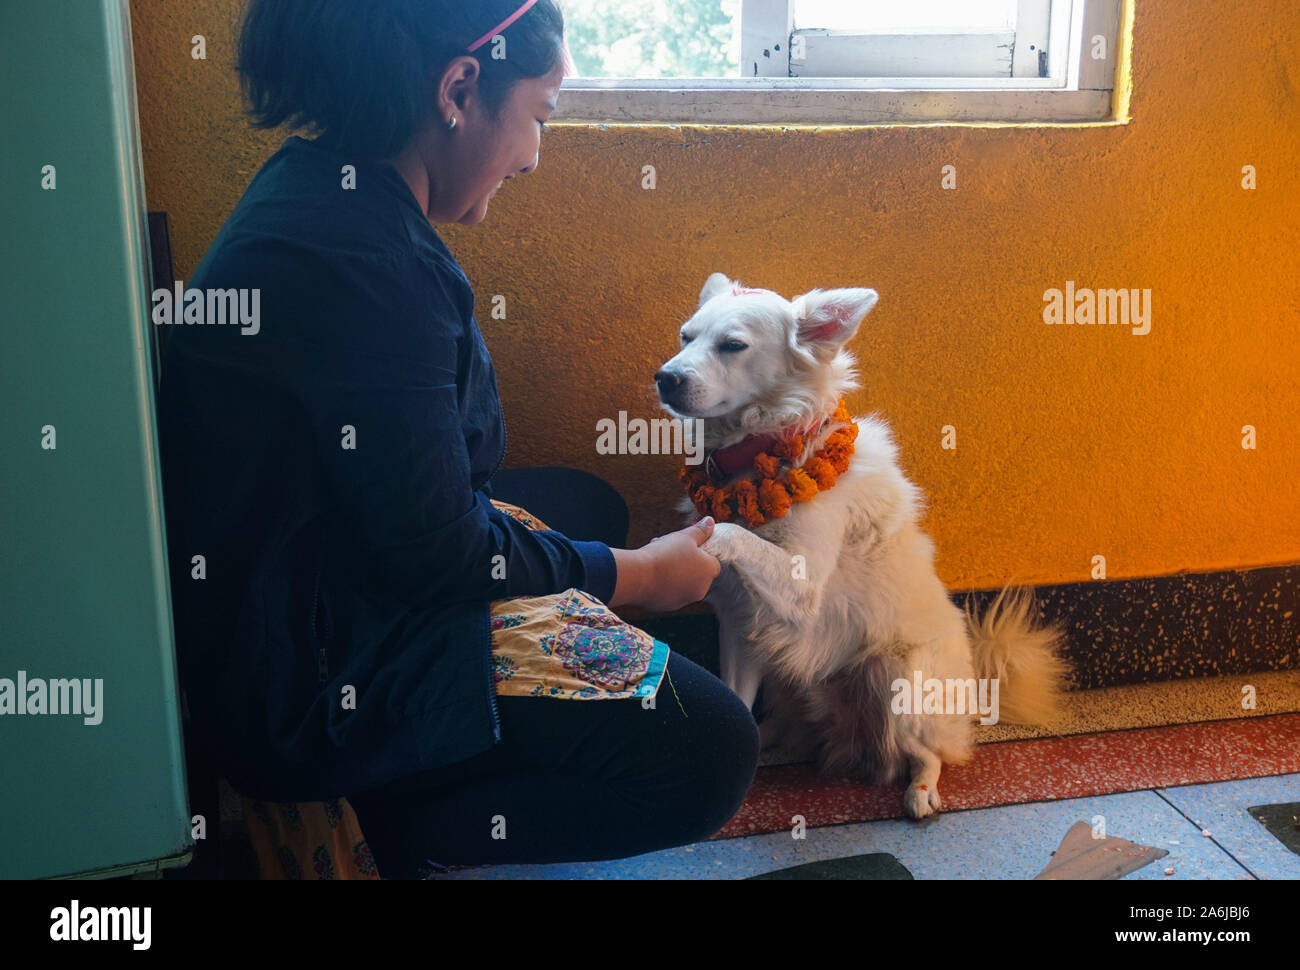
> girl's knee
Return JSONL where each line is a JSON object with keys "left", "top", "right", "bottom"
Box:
{"left": 659, "top": 688, "right": 760, "bottom": 841}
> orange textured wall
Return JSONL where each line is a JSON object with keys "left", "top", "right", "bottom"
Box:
{"left": 129, "top": 0, "right": 1299, "bottom": 590}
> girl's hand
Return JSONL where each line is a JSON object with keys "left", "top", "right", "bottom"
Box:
{"left": 608, "top": 517, "right": 721, "bottom": 611}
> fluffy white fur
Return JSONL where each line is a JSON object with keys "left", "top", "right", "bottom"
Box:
{"left": 656, "top": 272, "right": 1071, "bottom": 818}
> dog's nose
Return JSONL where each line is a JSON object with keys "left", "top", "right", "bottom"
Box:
{"left": 655, "top": 368, "right": 684, "bottom": 394}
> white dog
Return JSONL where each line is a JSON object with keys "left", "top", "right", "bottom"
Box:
{"left": 656, "top": 272, "right": 1070, "bottom": 818}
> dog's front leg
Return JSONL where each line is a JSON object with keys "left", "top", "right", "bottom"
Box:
{"left": 898, "top": 733, "right": 944, "bottom": 819}
{"left": 717, "top": 615, "right": 763, "bottom": 710}
{"left": 703, "top": 522, "right": 836, "bottom": 628}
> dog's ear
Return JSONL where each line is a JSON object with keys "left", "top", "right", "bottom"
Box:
{"left": 792, "top": 288, "right": 879, "bottom": 361}
{"left": 698, "top": 272, "right": 734, "bottom": 308}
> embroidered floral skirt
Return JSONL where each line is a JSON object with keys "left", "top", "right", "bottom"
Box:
{"left": 488, "top": 499, "right": 670, "bottom": 702}
{"left": 239, "top": 499, "right": 666, "bottom": 880}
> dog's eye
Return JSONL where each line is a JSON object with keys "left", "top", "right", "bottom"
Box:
{"left": 680, "top": 333, "right": 692, "bottom": 344}
{"left": 718, "top": 340, "right": 748, "bottom": 353}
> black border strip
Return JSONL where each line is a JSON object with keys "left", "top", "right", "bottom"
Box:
{"left": 636, "top": 563, "right": 1300, "bottom": 690}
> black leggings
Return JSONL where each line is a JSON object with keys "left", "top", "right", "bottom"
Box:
{"left": 348, "top": 650, "right": 761, "bottom": 878}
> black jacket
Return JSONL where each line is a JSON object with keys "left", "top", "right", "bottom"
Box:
{"left": 157, "top": 136, "right": 616, "bottom": 801}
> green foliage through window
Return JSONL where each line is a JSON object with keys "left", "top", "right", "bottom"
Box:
{"left": 561, "top": 0, "right": 741, "bottom": 78}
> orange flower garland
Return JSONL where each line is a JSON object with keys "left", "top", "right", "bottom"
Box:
{"left": 680, "top": 399, "right": 859, "bottom": 528}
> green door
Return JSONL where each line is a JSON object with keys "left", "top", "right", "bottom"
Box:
{"left": 0, "top": 0, "right": 192, "bottom": 878}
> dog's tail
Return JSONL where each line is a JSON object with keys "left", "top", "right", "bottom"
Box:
{"left": 964, "top": 584, "right": 1071, "bottom": 730}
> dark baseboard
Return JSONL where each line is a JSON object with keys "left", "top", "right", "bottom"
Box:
{"left": 636, "top": 563, "right": 1300, "bottom": 691}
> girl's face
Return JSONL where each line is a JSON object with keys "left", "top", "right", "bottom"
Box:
{"left": 431, "top": 59, "right": 564, "bottom": 225}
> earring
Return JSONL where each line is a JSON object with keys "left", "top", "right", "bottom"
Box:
{"left": 446, "top": 116, "right": 457, "bottom": 130}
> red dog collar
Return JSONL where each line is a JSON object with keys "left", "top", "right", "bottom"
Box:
{"left": 704, "top": 413, "right": 832, "bottom": 484}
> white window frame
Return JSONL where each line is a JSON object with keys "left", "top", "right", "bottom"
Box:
{"left": 552, "top": 0, "right": 1124, "bottom": 125}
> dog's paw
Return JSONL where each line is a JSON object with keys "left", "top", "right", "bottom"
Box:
{"left": 903, "top": 783, "right": 943, "bottom": 819}
{"left": 702, "top": 521, "right": 747, "bottom": 561}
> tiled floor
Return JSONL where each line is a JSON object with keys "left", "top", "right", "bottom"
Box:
{"left": 429, "top": 773, "right": 1300, "bottom": 880}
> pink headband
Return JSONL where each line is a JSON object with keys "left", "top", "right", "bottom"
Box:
{"left": 467, "top": 0, "right": 540, "bottom": 52}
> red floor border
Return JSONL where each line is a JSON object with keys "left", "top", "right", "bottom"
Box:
{"left": 713, "top": 714, "right": 1300, "bottom": 840}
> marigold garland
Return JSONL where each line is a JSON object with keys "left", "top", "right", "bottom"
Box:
{"left": 680, "top": 399, "right": 859, "bottom": 528}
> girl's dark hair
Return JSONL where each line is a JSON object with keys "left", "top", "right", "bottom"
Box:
{"left": 238, "top": 0, "right": 566, "bottom": 160}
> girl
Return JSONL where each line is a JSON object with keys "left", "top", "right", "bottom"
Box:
{"left": 157, "top": 0, "right": 760, "bottom": 878}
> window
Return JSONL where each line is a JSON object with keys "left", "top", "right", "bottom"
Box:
{"left": 783, "top": 0, "right": 1036, "bottom": 79}
{"left": 554, "top": 0, "right": 1125, "bottom": 125}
